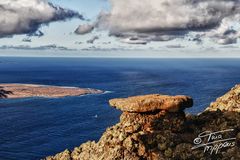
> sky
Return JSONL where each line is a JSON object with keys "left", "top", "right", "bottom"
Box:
{"left": 0, "top": 0, "right": 240, "bottom": 58}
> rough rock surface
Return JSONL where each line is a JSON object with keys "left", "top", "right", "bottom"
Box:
{"left": 109, "top": 94, "right": 193, "bottom": 112}
{"left": 45, "top": 86, "right": 240, "bottom": 160}
{"left": 206, "top": 84, "right": 240, "bottom": 112}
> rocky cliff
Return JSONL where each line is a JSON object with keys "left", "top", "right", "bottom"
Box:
{"left": 205, "top": 84, "right": 240, "bottom": 112}
{"left": 45, "top": 86, "right": 240, "bottom": 160}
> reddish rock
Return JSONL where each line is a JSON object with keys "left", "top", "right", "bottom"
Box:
{"left": 205, "top": 84, "right": 240, "bottom": 112}
{"left": 109, "top": 94, "right": 193, "bottom": 113}
{"left": 45, "top": 88, "right": 240, "bottom": 160}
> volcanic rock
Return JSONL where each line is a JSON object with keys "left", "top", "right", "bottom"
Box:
{"left": 45, "top": 87, "right": 240, "bottom": 160}
{"left": 109, "top": 94, "right": 193, "bottom": 113}
{"left": 206, "top": 84, "right": 240, "bottom": 112}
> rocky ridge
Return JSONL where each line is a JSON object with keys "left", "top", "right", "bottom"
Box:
{"left": 109, "top": 94, "right": 193, "bottom": 113}
{"left": 205, "top": 84, "right": 240, "bottom": 112}
{"left": 45, "top": 85, "right": 240, "bottom": 160}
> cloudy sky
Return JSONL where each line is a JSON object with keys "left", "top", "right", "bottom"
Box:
{"left": 0, "top": 0, "right": 240, "bottom": 58}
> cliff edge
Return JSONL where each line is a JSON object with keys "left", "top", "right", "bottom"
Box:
{"left": 205, "top": 84, "right": 240, "bottom": 112}
{"left": 45, "top": 86, "right": 240, "bottom": 160}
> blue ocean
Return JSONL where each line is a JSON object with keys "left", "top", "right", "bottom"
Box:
{"left": 0, "top": 57, "right": 240, "bottom": 160}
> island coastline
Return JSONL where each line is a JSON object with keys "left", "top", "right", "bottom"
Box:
{"left": 0, "top": 83, "right": 103, "bottom": 99}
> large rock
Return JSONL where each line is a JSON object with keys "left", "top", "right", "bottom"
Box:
{"left": 109, "top": 94, "right": 193, "bottom": 113}
{"left": 45, "top": 90, "right": 240, "bottom": 160}
{"left": 206, "top": 84, "right": 240, "bottom": 112}
{"left": 46, "top": 111, "right": 240, "bottom": 160}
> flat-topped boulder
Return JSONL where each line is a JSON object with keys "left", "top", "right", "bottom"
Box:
{"left": 205, "top": 84, "right": 240, "bottom": 112}
{"left": 0, "top": 83, "right": 103, "bottom": 99}
{"left": 109, "top": 94, "right": 193, "bottom": 113}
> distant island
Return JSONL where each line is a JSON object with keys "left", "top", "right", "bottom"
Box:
{"left": 0, "top": 84, "right": 103, "bottom": 99}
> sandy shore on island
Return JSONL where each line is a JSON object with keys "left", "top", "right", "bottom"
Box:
{"left": 0, "top": 83, "right": 103, "bottom": 99}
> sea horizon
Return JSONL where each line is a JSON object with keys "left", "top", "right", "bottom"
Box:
{"left": 2, "top": 0, "right": 240, "bottom": 159}
{"left": 1, "top": 57, "right": 240, "bottom": 159}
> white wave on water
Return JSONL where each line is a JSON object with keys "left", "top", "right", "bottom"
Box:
{"left": 102, "top": 91, "right": 114, "bottom": 94}
{"left": 59, "top": 86, "right": 79, "bottom": 89}
{"left": 2, "top": 83, "right": 80, "bottom": 89}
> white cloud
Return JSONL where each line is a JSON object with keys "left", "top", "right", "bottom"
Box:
{"left": 75, "top": 24, "right": 94, "bottom": 35}
{"left": 90, "top": 0, "right": 240, "bottom": 45}
{"left": 206, "top": 18, "right": 240, "bottom": 44}
{"left": 0, "top": 0, "right": 84, "bottom": 37}
{"left": 121, "top": 37, "right": 147, "bottom": 45}
{"left": 87, "top": 36, "right": 99, "bottom": 44}
{"left": 0, "top": 44, "right": 76, "bottom": 51}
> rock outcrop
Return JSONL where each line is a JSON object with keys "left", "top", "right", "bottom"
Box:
{"left": 46, "top": 87, "right": 240, "bottom": 160}
{"left": 109, "top": 94, "right": 193, "bottom": 113}
{"left": 205, "top": 84, "right": 240, "bottom": 112}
